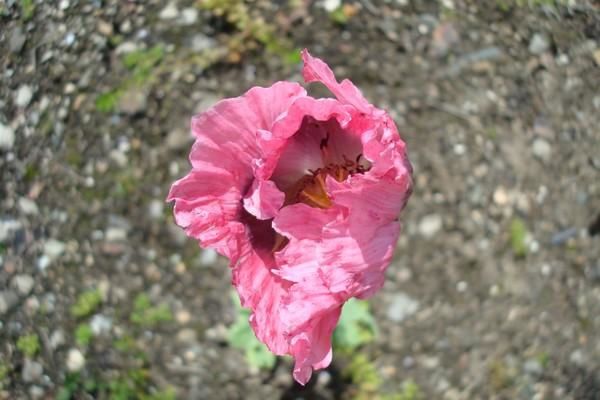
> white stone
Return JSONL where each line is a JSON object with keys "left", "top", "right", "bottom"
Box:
{"left": 159, "top": 2, "right": 179, "bottom": 20}
{"left": 180, "top": 8, "right": 198, "bottom": 25}
{"left": 22, "top": 360, "right": 43, "bottom": 382}
{"left": 18, "top": 197, "right": 39, "bottom": 215}
{"left": 148, "top": 200, "right": 164, "bottom": 220}
{"left": 529, "top": 33, "right": 550, "bottom": 55}
{"left": 418, "top": 214, "right": 443, "bottom": 238}
{"left": 199, "top": 249, "right": 218, "bottom": 266}
{"left": 105, "top": 227, "right": 127, "bottom": 242}
{"left": 532, "top": 138, "right": 552, "bottom": 161}
{"left": 66, "top": 349, "right": 85, "bottom": 372}
{"left": 49, "top": 330, "right": 65, "bottom": 350}
{"left": 386, "top": 293, "right": 419, "bottom": 322}
{"left": 0, "top": 123, "right": 15, "bottom": 150}
{"left": 90, "top": 314, "right": 112, "bottom": 335}
{"left": 11, "top": 274, "right": 34, "bottom": 295}
{"left": 322, "top": 0, "right": 341, "bottom": 12}
{"left": 493, "top": 187, "right": 509, "bottom": 206}
{"left": 15, "top": 85, "right": 33, "bottom": 107}
{"left": 43, "top": 239, "right": 66, "bottom": 259}
{"left": 0, "top": 218, "right": 21, "bottom": 242}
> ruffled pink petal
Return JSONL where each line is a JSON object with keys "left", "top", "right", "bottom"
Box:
{"left": 189, "top": 81, "right": 307, "bottom": 185}
{"left": 319, "top": 221, "right": 401, "bottom": 298}
{"left": 301, "top": 49, "right": 377, "bottom": 115}
{"left": 290, "top": 306, "right": 341, "bottom": 385}
{"left": 167, "top": 170, "right": 246, "bottom": 263}
{"left": 232, "top": 246, "right": 291, "bottom": 355}
{"left": 273, "top": 204, "right": 339, "bottom": 241}
{"left": 243, "top": 179, "right": 285, "bottom": 220}
{"left": 326, "top": 174, "right": 410, "bottom": 227}
{"left": 360, "top": 115, "right": 412, "bottom": 183}
{"left": 272, "top": 218, "right": 400, "bottom": 384}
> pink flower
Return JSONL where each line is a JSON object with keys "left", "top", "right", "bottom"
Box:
{"left": 168, "top": 49, "right": 412, "bottom": 384}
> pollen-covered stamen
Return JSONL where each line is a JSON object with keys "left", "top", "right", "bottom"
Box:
{"left": 283, "top": 152, "right": 369, "bottom": 210}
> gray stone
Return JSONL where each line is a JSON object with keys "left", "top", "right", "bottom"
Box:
{"left": 105, "top": 227, "right": 127, "bottom": 242}
{"left": 523, "top": 359, "right": 543, "bottom": 376}
{"left": 43, "top": 239, "right": 66, "bottom": 260}
{"left": 15, "top": 85, "right": 34, "bottom": 107}
{"left": 0, "top": 218, "right": 21, "bottom": 241}
{"left": 569, "top": 349, "right": 586, "bottom": 366}
{"left": 0, "top": 291, "right": 18, "bottom": 315}
{"left": 11, "top": 274, "right": 35, "bottom": 296}
{"left": 148, "top": 200, "right": 164, "bottom": 220}
{"left": 29, "top": 386, "right": 45, "bottom": 399}
{"left": 166, "top": 128, "right": 191, "bottom": 150}
{"left": 177, "top": 328, "right": 198, "bottom": 343}
{"left": 118, "top": 89, "right": 148, "bottom": 115}
{"left": 9, "top": 27, "right": 26, "bottom": 53}
{"left": 431, "top": 22, "right": 460, "bottom": 57}
{"left": 18, "top": 197, "right": 39, "bottom": 215}
{"left": 180, "top": 8, "right": 198, "bottom": 25}
{"left": 90, "top": 314, "right": 112, "bottom": 335}
{"left": 0, "top": 122, "right": 15, "bottom": 150}
{"left": 22, "top": 360, "right": 43, "bottom": 382}
{"left": 532, "top": 138, "right": 552, "bottom": 161}
{"left": 49, "top": 329, "right": 65, "bottom": 350}
{"left": 189, "top": 34, "right": 217, "bottom": 53}
{"left": 386, "top": 293, "right": 419, "bottom": 322}
{"left": 529, "top": 33, "right": 550, "bottom": 55}
{"left": 418, "top": 214, "right": 443, "bottom": 238}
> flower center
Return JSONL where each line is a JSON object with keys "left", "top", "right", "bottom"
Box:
{"left": 283, "top": 153, "right": 367, "bottom": 209}
{"left": 268, "top": 116, "right": 370, "bottom": 252}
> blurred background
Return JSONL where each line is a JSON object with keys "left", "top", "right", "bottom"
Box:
{"left": 1, "top": 0, "right": 600, "bottom": 399}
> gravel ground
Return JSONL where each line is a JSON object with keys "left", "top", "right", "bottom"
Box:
{"left": 1, "top": 0, "right": 599, "bottom": 399}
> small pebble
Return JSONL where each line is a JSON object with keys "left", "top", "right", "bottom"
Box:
{"left": 532, "top": 138, "right": 552, "bottom": 162}
{"left": 418, "top": 214, "right": 442, "bottom": 238}
{"left": 0, "top": 123, "right": 15, "bottom": 150}
{"left": 11, "top": 274, "right": 35, "bottom": 296}
{"left": 18, "top": 197, "right": 39, "bottom": 215}
{"left": 15, "top": 85, "right": 34, "bottom": 107}
{"left": 90, "top": 314, "right": 112, "bottom": 335}
{"left": 386, "top": 293, "right": 419, "bottom": 322}
{"left": 66, "top": 349, "right": 85, "bottom": 372}
{"left": 529, "top": 33, "right": 550, "bottom": 55}
{"left": 22, "top": 360, "right": 43, "bottom": 382}
{"left": 159, "top": 2, "right": 179, "bottom": 20}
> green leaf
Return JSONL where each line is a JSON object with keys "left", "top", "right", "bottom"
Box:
{"left": 329, "top": 6, "right": 348, "bottom": 24}
{"left": 130, "top": 293, "right": 173, "bottom": 327}
{"left": 510, "top": 218, "right": 527, "bottom": 257}
{"left": 227, "top": 292, "right": 276, "bottom": 370}
{"left": 95, "top": 90, "right": 122, "bottom": 113}
{"left": 17, "top": 333, "right": 41, "bottom": 357}
{"left": 71, "top": 289, "right": 103, "bottom": 318}
{"left": 333, "top": 298, "right": 377, "bottom": 351}
{"left": 75, "top": 324, "right": 93, "bottom": 347}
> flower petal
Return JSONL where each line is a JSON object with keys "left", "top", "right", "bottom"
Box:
{"left": 290, "top": 306, "right": 341, "bottom": 385}
{"left": 301, "top": 49, "right": 374, "bottom": 115}
{"left": 232, "top": 247, "right": 291, "bottom": 355}
{"left": 273, "top": 204, "right": 339, "bottom": 241}
{"left": 191, "top": 81, "right": 307, "bottom": 171}
{"left": 167, "top": 170, "right": 246, "bottom": 263}
{"left": 255, "top": 97, "right": 352, "bottom": 182}
{"left": 243, "top": 179, "right": 285, "bottom": 220}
